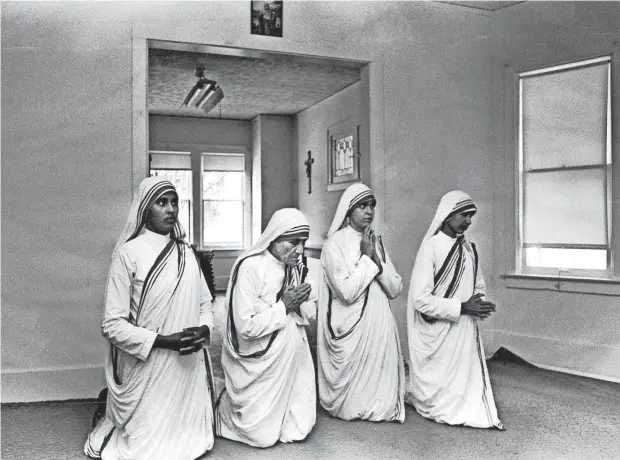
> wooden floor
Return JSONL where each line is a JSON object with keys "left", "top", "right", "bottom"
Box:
{"left": 2, "top": 296, "right": 619, "bottom": 460}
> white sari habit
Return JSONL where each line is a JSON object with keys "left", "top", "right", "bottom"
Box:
{"left": 317, "top": 183, "right": 405, "bottom": 422}
{"left": 216, "top": 208, "right": 317, "bottom": 448}
{"left": 85, "top": 177, "right": 216, "bottom": 460}
{"left": 406, "top": 190, "right": 503, "bottom": 429}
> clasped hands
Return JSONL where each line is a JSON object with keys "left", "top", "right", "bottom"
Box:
{"left": 154, "top": 325, "right": 210, "bottom": 355}
{"left": 282, "top": 282, "right": 312, "bottom": 317}
{"left": 461, "top": 293, "right": 496, "bottom": 320}
{"left": 360, "top": 227, "right": 383, "bottom": 271}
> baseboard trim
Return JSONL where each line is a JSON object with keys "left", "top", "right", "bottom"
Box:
{"left": 530, "top": 362, "right": 620, "bottom": 384}
{"left": 1, "top": 365, "right": 105, "bottom": 403}
{"left": 481, "top": 328, "right": 620, "bottom": 383}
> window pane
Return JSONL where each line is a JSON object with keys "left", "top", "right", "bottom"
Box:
{"left": 203, "top": 171, "right": 244, "bottom": 200}
{"left": 523, "top": 168, "right": 607, "bottom": 245}
{"left": 203, "top": 200, "right": 243, "bottom": 246}
{"left": 522, "top": 63, "right": 608, "bottom": 170}
{"left": 150, "top": 169, "right": 193, "bottom": 242}
{"left": 525, "top": 248, "right": 607, "bottom": 270}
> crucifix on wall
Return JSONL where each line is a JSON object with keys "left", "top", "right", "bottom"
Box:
{"left": 304, "top": 150, "right": 314, "bottom": 194}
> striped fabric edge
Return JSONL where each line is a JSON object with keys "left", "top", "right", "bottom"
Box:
{"left": 348, "top": 190, "right": 375, "bottom": 212}
{"left": 444, "top": 244, "right": 466, "bottom": 299}
{"left": 423, "top": 237, "right": 465, "bottom": 324}
{"left": 475, "top": 322, "right": 504, "bottom": 430}
{"left": 326, "top": 286, "right": 370, "bottom": 341}
{"left": 280, "top": 225, "right": 310, "bottom": 239}
{"left": 225, "top": 255, "right": 281, "bottom": 359}
{"left": 445, "top": 199, "right": 477, "bottom": 221}
{"left": 128, "top": 181, "right": 176, "bottom": 242}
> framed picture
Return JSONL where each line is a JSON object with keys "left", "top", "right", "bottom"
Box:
{"left": 251, "top": 1, "right": 283, "bottom": 37}
{"left": 327, "top": 118, "right": 361, "bottom": 192}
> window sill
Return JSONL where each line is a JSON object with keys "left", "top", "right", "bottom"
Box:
{"left": 501, "top": 273, "right": 620, "bottom": 296}
{"left": 196, "top": 248, "right": 244, "bottom": 257}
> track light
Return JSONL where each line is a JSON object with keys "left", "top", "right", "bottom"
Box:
{"left": 182, "top": 67, "right": 224, "bottom": 113}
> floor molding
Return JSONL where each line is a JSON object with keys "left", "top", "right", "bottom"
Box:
{"left": 2, "top": 365, "right": 105, "bottom": 403}
{"left": 481, "top": 328, "right": 620, "bottom": 383}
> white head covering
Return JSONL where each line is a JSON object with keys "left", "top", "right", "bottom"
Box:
{"left": 422, "top": 190, "right": 477, "bottom": 242}
{"left": 109, "top": 176, "right": 185, "bottom": 261}
{"left": 326, "top": 183, "right": 375, "bottom": 238}
{"left": 104, "top": 176, "right": 186, "bottom": 300}
{"left": 225, "top": 208, "right": 310, "bottom": 305}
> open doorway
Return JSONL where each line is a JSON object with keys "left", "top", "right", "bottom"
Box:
{"left": 132, "top": 31, "right": 383, "bottom": 289}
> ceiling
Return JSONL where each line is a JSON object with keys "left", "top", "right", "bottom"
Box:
{"left": 437, "top": 1, "right": 525, "bottom": 11}
{"left": 148, "top": 45, "right": 363, "bottom": 120}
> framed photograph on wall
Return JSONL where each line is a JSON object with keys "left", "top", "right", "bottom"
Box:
{"left": 251, "top": 1, "right": 283, "bottom": 37}
{"left": 327, "top": 118, "right": 361, "bottom": 191}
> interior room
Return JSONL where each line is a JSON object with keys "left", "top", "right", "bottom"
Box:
{"left": 2, "top": 1, "right": 619, "bottom": 459}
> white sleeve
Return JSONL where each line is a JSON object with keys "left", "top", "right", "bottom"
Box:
{"left": 322, "top": 238, "right": 380, "bottom": 305}
{"left": 375, "top": 244, "right": 403, "bottom": 300}
{"left": 408, "top": 242, "right": 461, "bottom": 322}
{"left": 101, "top": 250, "right": 157, "bottom": 361}
{"left": 232, "top": 260, "right": 288, "bottom": 340}
{"left": 295, "top": 277, "right": 318, "bottom": 325}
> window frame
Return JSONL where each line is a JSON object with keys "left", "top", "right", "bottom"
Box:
{"left": 516, "top": 56, "right": 613, "bottom": 279}
{"left": 148, "top": 143, "right": 252, "bottom": 250}
{"left": 500, "top": 50, "right": 620, "bottom": 294}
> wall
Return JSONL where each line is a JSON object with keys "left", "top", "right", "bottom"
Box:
{"left": 484, "top": 1, "right": 620, "bottom": 381}
{"left": 297, "top": 81, "right": 369, "bottom": 244}
{"left": 253, "top": 115, "right": 297, "bottom": 230}
{"left": 150, "top": 115, "right": 252, "bottom": 148}
{"left": 1, "top": 4, "right": 134, "bottom": 401}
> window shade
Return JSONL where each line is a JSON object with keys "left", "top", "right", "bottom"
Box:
{"left": 522, "top": 63, "right": 608, "bottom": 170}
{"left": 523, "top": 168, "right": 607, "bottom": 245}
{"left": 150, "top": 152, "right": 191, "bottom": 170}
{"left": 202, "top": 153, "right": 244, "bottom": 172}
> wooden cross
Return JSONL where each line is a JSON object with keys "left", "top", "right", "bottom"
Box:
{"left": 304, "top": 150, "right": 314, "bottom": 194}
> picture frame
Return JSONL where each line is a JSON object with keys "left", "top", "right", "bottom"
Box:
{"left": 327, "top": 118, "right": 361, "bottom": 192}
{"left": 251, "top": 1, "right": 283, "bottom": 38}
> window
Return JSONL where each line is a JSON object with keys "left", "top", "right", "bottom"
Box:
{"left": 149, "top": 150, "right": 251, "bottom": 248}
{"left": 202, "top": 153, "right": 245, "bottom": 247}
{"left": 517, "top": 56, "right": 612, "bottom": 278}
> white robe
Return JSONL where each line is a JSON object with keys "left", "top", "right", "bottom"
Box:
{"left": 318, "top": 226, "right": 405, "bottom": 422}
{"left": 216, "top": 250, "right": 317, "bottom": 448}
{"left": 407, "top": 231, "right": 502, "bottom": 429}
{"left": 85, "top": 229, "right": 215, "bottom": 460}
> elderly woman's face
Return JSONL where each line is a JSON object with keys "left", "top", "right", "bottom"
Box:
{"left": 146, "top": 191, "right": 179, "bottom": 235}
{"left": 269, "top": 236, "right": 307, "bottom": 265}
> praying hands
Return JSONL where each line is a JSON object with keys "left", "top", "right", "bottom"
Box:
{"left": 460, "top": 293, "right": 496, "bottom": 320}
{"left": 282, "top": 283, "right": 312, "bottom": 316}
{"left": 361, "top": 227, "right": 383, "bottom": 273}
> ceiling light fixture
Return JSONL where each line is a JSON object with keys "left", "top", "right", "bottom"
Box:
{"left": 181, "top": 66, "right": 224, "bottom": 114}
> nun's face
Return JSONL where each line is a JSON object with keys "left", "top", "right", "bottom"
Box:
{"left": 349, "top": 199, "right": 376, "bottom": 232}
{"left": 269, "top": 236, "right": 307, "bottom": 265}
{"left": 146, "top": 192, "right": 179, "bottom": 235}
{"left": 444, "top": 211, "right": 475, "bottom": 236}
